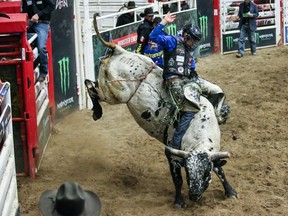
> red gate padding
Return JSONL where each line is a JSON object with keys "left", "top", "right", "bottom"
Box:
{"left": 213, "top": 0, "right": 221, "bottom": 53}
{"left": 0, "top": 12, "right": 55, "bottom": 179}
{"left": 0, "top": 1, "right": 21, "bottom": 14}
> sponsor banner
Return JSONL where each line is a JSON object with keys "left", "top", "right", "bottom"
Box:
{"left": 222, "top": 28, "right": 276, "bottom": 53}
{"left": 93, "top": 22, "right": 139, "bottom": 79}
{"left": 163, "top": 9, "right": 197, "bottom": 36}
{"left": 112, "top": 33, "right": 138, "bottom": 47}
{"left": 197, "top": 0, "right": 214, "bottom": 56}
{"left": 93, "top": 10, "right": 199, "bottom": 78}
{"left": 51, "top": 0, "right": 78, "bottom": 121}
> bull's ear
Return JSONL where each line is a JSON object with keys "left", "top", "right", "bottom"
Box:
{"left": 213, "top": 160, "right": 227, "bottom": 168}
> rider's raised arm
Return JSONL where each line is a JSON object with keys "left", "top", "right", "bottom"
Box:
{"left": 149, "top": 24, "right": 175, "bottom": 50}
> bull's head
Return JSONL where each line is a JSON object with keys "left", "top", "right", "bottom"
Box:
{"left": 165, "top": 146, "right": 230, "bottom": 202}
{"left": 83, "top": 14, "right": 116, "bottom": 121}
{"left": 84, "top": 79, "right": 102, "bottom": 120}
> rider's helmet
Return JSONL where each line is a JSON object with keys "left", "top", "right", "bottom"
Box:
{"left": 182, "top": 24, "right": 202, "bottom": 51}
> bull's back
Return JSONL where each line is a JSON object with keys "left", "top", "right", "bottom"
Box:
{"left": 182, "top": 96, "right": 221, "bottom": 152}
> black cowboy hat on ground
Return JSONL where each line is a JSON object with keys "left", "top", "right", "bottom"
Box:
{"left": 39, "top": 182, "right": 101, "bottom": 216}
{"left": 140, "top": 7, "right": 158, "bottom": 17}
{"left": 127, "top": 1, "right": 136, "bottom": 9}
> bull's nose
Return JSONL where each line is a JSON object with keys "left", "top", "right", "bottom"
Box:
{"left": 189, "top": 193, "right": 203, "bottom": 202}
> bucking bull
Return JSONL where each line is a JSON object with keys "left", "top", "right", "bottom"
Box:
{"left": 85, "top": 14, "right": 237, "bottom": 208}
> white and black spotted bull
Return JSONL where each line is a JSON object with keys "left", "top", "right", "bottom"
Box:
{"left": 85, "top": 14, "right": 237, "bottom": 208}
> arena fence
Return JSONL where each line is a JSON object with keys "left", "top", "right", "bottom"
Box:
{"left": 0, "top": 82, "right": 20, "bottom": 216}
{"left": 219, "top": 0, "right": 281, "bottom": 53}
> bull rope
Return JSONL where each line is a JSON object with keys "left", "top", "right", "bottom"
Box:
{"left": 104, "top": 62, "right": 157, "bottom": 85}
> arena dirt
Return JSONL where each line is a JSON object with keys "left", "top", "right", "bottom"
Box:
{"left": 18, "top": 46, "right": 288, "bottom": 216}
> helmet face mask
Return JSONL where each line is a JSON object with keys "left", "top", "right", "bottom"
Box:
{"left": 182, "top": 24, "right": 202, "bottom": 51}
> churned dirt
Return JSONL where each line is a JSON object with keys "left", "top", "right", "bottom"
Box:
{"left": 17, "top": 46, "right": 288, "bottom": 216}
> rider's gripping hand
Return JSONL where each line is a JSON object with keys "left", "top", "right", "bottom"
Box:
{"left": 189, "top": 68, "right": 199, "bottom": 80}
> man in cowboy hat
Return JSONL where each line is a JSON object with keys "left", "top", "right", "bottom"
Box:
{"left": 116, "top": 1, "right": 141, "bottom": 27}
{"left": 39, "top": 182, "right": 101, "bottom": 216}
{"left": 143, "top": 17, "right": 165, "bottom": 68}
{"left": 135, "top": 7, "right": 158, "bottom": 54}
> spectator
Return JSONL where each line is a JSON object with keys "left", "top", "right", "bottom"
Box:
{"left": 236, "top": 0, "right": 259, "bottom": 58}
{"left": 116, "top": 1, "right": 141, "bottom": 27}
{"left": 157, "top": 0, "right": 170, "bottom": 14}
{"left": 170, "top": 1, "right": 190, "bottom": 13}
{"left": 21, "top": 0, "right": 55, "bottom": 82}
{"left": 144, "top": 17, "right": 164, "bottom": 68}
{"left": 135, "top": 7, "right": 157, "bottom": 54}
{"left": 39, "top": 182, "right": 101, "bottom": 216}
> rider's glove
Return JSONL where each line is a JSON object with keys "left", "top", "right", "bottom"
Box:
{"left": 189, "top": 68, "right": 199, "bottom": 80}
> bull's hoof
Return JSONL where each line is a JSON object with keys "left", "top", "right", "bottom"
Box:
{"left": 174, "top": 202, "right": 187, "bottom": 208}
{"left": 226, "top": 189, "right": 238, "bottom": 199}
{"left": 174, "top": 199, "right": 187, "bottom": 208}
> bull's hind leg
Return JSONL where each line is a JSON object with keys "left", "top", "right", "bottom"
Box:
{"left": 165, "top": 150, "right": 186, "bottom": 208}
{"left": 213, "top": 160, "right": 238, "bottom": 199}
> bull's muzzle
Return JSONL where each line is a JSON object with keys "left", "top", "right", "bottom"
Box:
{"left": 84, "top": 79, "right": 103, "bottom": 120}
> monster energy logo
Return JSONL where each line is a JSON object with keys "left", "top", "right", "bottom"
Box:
{"left": 166, "top": 24, "right": 177, "bottom": 36}
{"left": 255, "top": 33, "right": 260, "bottom": 44}
{"left": 58, "top": 57, "right": 70, "bottom": 95}
{"left": 226, "top": 36, "right": 234, "bottom": 50}
{"left": 199, "top": 16, "right": 208, "bottom": 40}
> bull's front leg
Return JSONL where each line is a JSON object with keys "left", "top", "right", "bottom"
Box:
{"left": 165, "top": 150, "right": 186, "bottom": 208}
{"left": 213, "top": 160, "right": 238, "bottom": 199}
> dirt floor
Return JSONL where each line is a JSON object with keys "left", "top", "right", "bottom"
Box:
{"left": 17, "top": 46, "right": 288, "bottom": 216}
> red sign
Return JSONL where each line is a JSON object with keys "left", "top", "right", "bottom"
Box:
{"left": 112, "top": 33, "right": 138, "bottom": 48}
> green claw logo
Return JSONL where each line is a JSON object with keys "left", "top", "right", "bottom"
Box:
{"left": 226, "top": 36, "right": 234, "bottom": 50}
{"left": 199, "top": 16, "right": 208, "bottom": 40}
{"left": 256, "top": 33, "right": 260, "bottom": 44}
{"left": 58, "top": 57, "right": 70, "bottom": 95}
{"left": 166, "top": 24, "right": 177, "bottom": 36}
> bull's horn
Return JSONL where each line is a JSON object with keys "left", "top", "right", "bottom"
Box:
{"left": 165, "top": 146, "right": 190, "bottom": 159}
{"left": 208, "top": 152, "right": 231, "bottom": 161}
{"left": 93, "top": 13, "right": 115, "bottom": 49}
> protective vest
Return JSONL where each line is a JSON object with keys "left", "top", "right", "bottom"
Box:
{"left": 163, "top": 39, "right": 192, "bottom": 79}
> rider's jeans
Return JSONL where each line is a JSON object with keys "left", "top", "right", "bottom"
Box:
{"left": 172, "top": 111, "right": 196, "bottom": 150}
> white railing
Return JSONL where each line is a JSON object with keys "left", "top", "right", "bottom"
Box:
{"left": 0, "top": 82, "right": 19, "bottom": 216}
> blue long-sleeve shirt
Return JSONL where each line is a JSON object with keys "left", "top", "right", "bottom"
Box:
{"left": 149, "top": 23, "right": 196, "bottom": 70}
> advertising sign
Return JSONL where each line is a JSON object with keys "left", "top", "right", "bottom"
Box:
{"left": 222, "top": 28, "right": 276, "bottom": 52}
{"left": 196, "top": 0, "right": 214, "bottom": 56}
{"left": 51, "top": 0, "right": 78, "bottom": 121}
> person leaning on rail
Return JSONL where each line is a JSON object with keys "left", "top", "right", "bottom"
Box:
{"left": 143, "top": 17, "right": 165, "bottom": 68}
{"left": 21, "top": 0, "right": 55, "bottom": 82}
{"left": 116, "top": 1, "right": 141, "bottom": 27}
{"left": 135, "top": 7, "right": 158, "bottom": 54}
